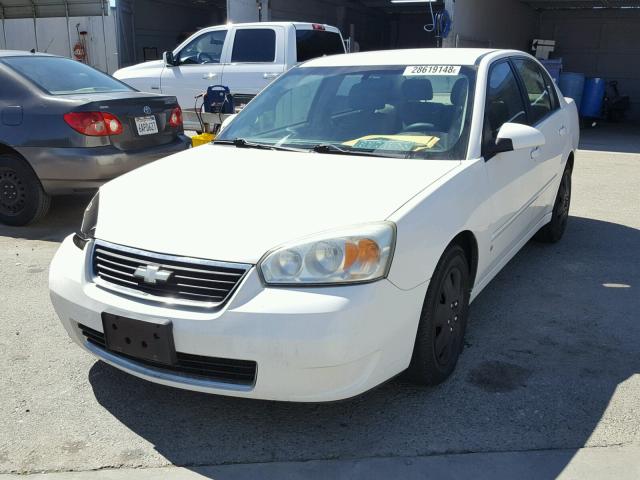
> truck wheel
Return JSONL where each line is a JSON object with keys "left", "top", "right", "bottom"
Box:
{"left": 0, "top": 153, "right": 50, "bottom": 226}
{"left": 534, "top": 164, "right": 572, "bottom": 243}
{"left": 406, "top": 244, "right": 470, "bottom": 386}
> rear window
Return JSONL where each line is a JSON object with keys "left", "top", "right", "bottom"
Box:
{"left": 296, "top": 30, "right": 345, "bottom": 62}
{"left": 231, "top": 29, "right": 276, "bottom": 63}
{"left": 1, "top": 56, "right": 133, "bottom": 95}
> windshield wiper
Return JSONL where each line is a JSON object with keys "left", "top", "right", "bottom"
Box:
{"left": 311, "top": 143, "right": 407, "bottom": 158}
{"left": 214, "top": 138, "right": 307, "bottom": 152}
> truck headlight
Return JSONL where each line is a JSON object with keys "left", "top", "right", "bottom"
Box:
{"left": 259, "top": 222, "right": 395, "bottom": 285}
{"left": 73, "top": 192, "right": 99, "bottom": 249}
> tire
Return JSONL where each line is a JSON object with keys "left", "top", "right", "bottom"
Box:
{"left": 534, "top": 163, "right": 572, "bottom": 243}
{"left": 406, "top": 244, "right": 471, "bottom": 386}
{"left": 0, "top": 153, "right": 51, "bottom": 226}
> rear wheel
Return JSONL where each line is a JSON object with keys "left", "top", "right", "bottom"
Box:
{"left": 406, "top": 244, "right": 470, "bottom": 385}
{"left": 534, "top": 164, "right": 572, "bottom": 243}
{"left": 0, "top": 153, "right": 50, "bottom": 226}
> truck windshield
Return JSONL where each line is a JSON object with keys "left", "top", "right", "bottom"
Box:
{"left": 2, "top": 56, "right": 134, "bottom": 95}
{"left": 216, "top": 64, "right": 476, "bottom": 160}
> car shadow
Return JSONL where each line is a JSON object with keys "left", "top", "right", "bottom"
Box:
{"left": 88, "top": 215, "right": 639, "bottom": 479}
{"left": 579, "top": 122, "right": 640, "bottom": 154}
{"left": 0, "top": 194, "right": 91, "bottom": 242}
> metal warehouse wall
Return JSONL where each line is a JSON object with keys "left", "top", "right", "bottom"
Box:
{"left": 0, "top": 14, "right": 118, "bottom": 74}
{"left": 443, "top": 0, "right": 539, "bottom": 50}
{"left": 539, "top": 8, "right": 640, "bottom": 121}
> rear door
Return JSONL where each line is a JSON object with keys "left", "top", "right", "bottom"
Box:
{"left": 511, "top": 57, "right": 567, "bottom": 221}
{"left": 160, "top": 28, "right": 229, "bottom": 110}
{"left": 483, "top": 60, "right": 541, "bottom": 269}
{"left": 219, "top": 26, "right": 285, "bottom": 106}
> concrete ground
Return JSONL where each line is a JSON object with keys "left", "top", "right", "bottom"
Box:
{"left": 1, "top": 143, "right": 639, "bottom": 478}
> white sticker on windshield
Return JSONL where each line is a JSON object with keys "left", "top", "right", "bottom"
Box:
{"left": 403, "top": 65, "right": 461, "bottom": 76}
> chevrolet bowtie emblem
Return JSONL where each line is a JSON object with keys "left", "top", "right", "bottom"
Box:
{"left": 133, "top": 264, "right": 172, "bottom": 284}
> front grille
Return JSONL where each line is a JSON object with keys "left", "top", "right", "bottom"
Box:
{"left": 92, "top": 240, "right": 251, "bottom": 308}
{"left": 79, "top": 324, "right": 257, "bottom": 386}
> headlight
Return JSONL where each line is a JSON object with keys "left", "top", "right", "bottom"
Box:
{"left": 259, "top": 222, "right": 395, "bottom": 285}
{"left": 73, "top": 192, "right": 99, "bottom": 249}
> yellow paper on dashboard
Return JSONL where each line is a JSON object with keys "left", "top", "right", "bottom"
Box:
{"left": 342, "top": 135, "right": 440, "bottom": 151}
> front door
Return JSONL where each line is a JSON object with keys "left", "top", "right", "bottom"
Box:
{"left": 483, "top": 60, "right": 542, "bottom": 270}
{"left": 160, "top": 29, "right": 228, "bottom": 110}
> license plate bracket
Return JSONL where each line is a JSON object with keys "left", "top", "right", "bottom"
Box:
{"left": 135, "top": 115, "right": 159, "bottom": 136}
{"left": 102, "top": 313, "right": 176, "bottom": 365}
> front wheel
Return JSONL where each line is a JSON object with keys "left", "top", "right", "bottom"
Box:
{"left": 534, "top": 164, "right": 572, "bottom": 243}
{"left": 0, "top": 153, "right": 50, "bottom": 226}
{"left": 406, "top": 244, "right": 471, "bottom": 385}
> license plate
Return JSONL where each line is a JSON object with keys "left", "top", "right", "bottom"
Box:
{"left": 135, "top": 115, "right": 158, "bottom": 136}
{"left": 102, "top": 313, "right": 176, "bottom": 365}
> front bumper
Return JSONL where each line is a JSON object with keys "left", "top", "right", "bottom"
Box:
{"left": 49, "top": 236, "right": 426, "bottom": 402}
{"left": 18, "top": 135, "right": 191, "bottom": 195}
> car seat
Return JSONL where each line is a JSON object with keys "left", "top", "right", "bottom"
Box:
{"left": 334, "top": 77, "right": 398, "bottom": 140}
{"left": 399, "top": 78, "right": 446, "bottom": 131}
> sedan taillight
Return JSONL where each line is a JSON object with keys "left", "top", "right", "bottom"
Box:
{"left": 64, "top": 111, "right": 123, "bottom": 136}
{"left": 168, "top": 106, "right": 183, "bottom": 128}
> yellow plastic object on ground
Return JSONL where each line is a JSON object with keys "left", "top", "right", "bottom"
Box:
{"left": 191, "top": 133, "right": 215, "bottom": 148}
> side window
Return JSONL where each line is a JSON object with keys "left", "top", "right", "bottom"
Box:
{"left": 513, "top": 59, "right": 553, "bottom": 124}
{"left": 484, "top": 61, "right": 527, "bottom": 144}
{"left": 540, "top": 67, "right": 560, "bottom": 111}
{"left": 178, "top": 30, "right": 227, "bottom": 65}
{"left": 231, "top": 29, "right": 276, "bottom": 63}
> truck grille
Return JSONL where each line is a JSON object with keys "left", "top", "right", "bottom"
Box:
{"left": 78, "top": 324, "right": 257, "bottom": 386}
{"left": 92, "top": 240, "right": 251, "bottom": 308}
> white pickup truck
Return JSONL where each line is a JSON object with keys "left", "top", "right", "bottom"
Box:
{"left": 113, "top": 22, "right": 345, "bottom": 129}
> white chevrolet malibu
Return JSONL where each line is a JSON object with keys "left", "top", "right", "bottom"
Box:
{"left": 49, "top": 48, "right": 579, "bottom": 402}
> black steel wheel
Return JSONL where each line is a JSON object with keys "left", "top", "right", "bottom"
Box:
{"left": 0, "top": 153, "right": 50, "bottom": 226}
{"left": 535, "top": 163, "right": 572, "bottom": 243}
{"left": 406, "top": 244, "right": 470, "bottom": 385}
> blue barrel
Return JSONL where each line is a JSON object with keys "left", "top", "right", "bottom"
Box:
{"left": 580, "top": 77, "right": 606, "bottom": 118}
{"left": 559, "top": 72, "right": 585, "bottom": 111}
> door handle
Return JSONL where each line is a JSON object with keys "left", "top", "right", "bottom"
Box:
{"left": 531, "top": 146, "right": 541, "bottom": 159}
{"left": 559, "top": 125, "right": 567, "bottom": 137}
{"left": 263, "top": 73, "right": 279, "bottom": 79}
{"left": 202, "top": 73, "right": 217, "bottom": 80}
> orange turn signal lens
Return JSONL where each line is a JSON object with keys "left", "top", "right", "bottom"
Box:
{"left": 358, "top": 239, "right": 380, "bottom": 266}
{"left": 343, "top": 238, "right": 380, "bottom": 272}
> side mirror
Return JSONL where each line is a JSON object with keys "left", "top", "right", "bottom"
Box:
{"left": 163, "top": 51, "right": 177, "bottom": 67}
{"left": 219, "top": 114, "right": 237, "bottom": 133}
{"left": 495, "top": 122, "right": 546, "bottom": 152}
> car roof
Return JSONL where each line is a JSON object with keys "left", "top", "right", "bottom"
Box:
{"left": 0, "top": 50, "right": 56, "bottom": 58}
{"left": 301, "top": 48, "right": 503, "bottom": 68}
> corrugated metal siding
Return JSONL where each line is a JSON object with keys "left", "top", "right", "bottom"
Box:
{"left": 0, "top": 0, "right": 107, "bottom": 19}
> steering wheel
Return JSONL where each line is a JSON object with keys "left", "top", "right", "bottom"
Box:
{"left": 399, "top": 122, "right": 437, "bottom": 134}
{"left": 197, "top": 52, "right": 215, "bottom": 64}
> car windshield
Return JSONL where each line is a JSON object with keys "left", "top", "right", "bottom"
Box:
{"left": 216, "top": 64, "right": 476, "bottom": 159}
{"left": 1, "top": 56, "right": 134, "bottom": 95}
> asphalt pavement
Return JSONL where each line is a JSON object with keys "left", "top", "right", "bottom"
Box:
{"left": 1, "top": 147, "right": 639, "bottom": 478}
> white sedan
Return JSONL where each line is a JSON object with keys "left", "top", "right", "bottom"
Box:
{"left": 49, "top": 48, "right": 579, "bottom": 402}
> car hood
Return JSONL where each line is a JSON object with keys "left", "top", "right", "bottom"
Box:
{"left": 113, "top": 60, "right": 164, "bottom": 79}
{"left": 96, "top": 145, "right": 459, "bottom": 264}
